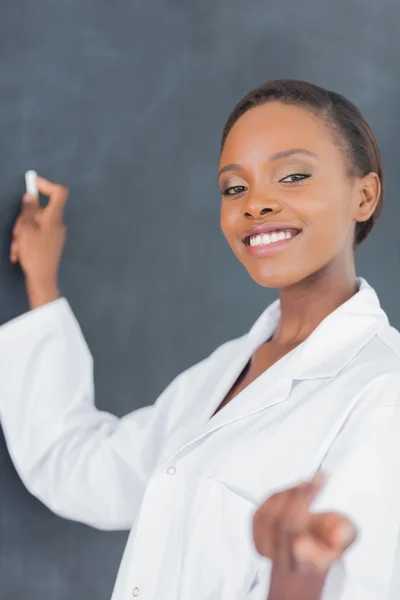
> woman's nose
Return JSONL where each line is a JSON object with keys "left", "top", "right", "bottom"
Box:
{"left": 242, "top": 192, "right": 282, "bottom": 219}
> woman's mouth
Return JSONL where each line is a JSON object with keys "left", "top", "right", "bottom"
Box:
{"left": 243, "top": 228, "right": 301, "bottom": 256}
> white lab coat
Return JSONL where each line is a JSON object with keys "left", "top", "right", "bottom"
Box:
{"left": 0, "top": 277, "right": 399, "bottom": 600}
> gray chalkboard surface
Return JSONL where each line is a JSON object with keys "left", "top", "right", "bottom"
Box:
{"left": 1, "top": 1, "right": 400, "bottom": 598}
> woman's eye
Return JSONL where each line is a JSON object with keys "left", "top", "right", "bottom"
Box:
{"left": 221, "top": 185, "right": 247, "bottom": 196}
{"left": 280, "top": 173, "right": 311, "bottom": 184}
{"left": 221, "top": 173, "right": 311, "bottom": 195}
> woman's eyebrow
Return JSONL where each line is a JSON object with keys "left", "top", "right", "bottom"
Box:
{"left": 269, "top": 148, "right": 318, "bottom": 161}
{"left": 217, "top": 148, "right": 318, "bottom": 179}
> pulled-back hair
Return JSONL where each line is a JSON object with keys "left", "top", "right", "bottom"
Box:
{"left": 221, "top": 79, "right": 383, "bottom": 246}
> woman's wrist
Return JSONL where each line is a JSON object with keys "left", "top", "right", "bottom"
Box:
{"left": 25, "top": 277, "right": 60, "bottom": 310}
{"left": 267, "top": 565, "right": 328, "bottom": 600}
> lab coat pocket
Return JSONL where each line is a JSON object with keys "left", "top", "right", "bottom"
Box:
{"left": 178, "top": 472, "right": 265, "bottom": 600}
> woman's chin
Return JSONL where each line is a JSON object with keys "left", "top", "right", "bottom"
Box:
{"left": 245, "top": 267, "right": 305, "bottom": 289}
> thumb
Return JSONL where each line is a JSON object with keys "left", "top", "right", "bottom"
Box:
{"left": 22, "top": 193, "right": 40, "bottom": 208}
{"left": 311, "top": 512, "right": 357, "bottom": 552}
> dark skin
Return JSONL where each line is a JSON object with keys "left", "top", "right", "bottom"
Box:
{"left": 217, "top": 101, "right": 380, "bottom": 599}
{"left": 11, "top": 102, "right": 379, "bottom": 600}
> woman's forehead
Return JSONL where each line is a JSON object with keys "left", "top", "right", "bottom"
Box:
{"left": 221, "top": 102, "right": 334, "bottom": 162}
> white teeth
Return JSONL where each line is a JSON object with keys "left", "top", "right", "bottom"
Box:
{"left": 262, "top": 233, "right": 271, "bottom": 245}
{"left": 248, "top": 230, "right": 296, "bottom": 247}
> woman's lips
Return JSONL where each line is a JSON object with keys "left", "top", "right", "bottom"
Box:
{"left": 243, "top": 230, "right": 301, "bottom": 256}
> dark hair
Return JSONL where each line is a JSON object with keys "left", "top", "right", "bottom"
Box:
{"left": 221, "top": 79, "right": 383, "bottom": 246}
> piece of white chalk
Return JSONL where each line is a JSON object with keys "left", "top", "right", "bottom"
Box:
{"left": 25, "top": 170, "right": 38, "bottom": 197}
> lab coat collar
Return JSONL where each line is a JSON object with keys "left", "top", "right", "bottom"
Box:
{"left": 156, "top": 278, "right": 388, "bottom": 469}
{"left": 248, "top": 277, "right": 388, "bottom": 380}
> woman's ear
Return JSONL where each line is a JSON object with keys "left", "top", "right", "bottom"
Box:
{"left": 354, "top": 172, "right": 381, "bottom": 223}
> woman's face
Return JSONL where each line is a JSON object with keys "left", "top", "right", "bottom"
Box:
{"left": 219, "top": 101, "right": 370, "bottom": 288}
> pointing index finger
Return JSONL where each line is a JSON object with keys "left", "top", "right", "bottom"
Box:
{"left": 305, "top": 472, "right": 326, "bottom": 505}
{"left": 296, "top": 472, "right": 326, "bottom": 521}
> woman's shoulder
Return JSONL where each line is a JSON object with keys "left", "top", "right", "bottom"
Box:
{"left": 366, "top": 323, "right": 400, "bottom": 389}
{"left": 347, "top": 323, "right": 400, "bottom": 409}
{"left": 375, "top": 323, "right": 400, "bottom": 365}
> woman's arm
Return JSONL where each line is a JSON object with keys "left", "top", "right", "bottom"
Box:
{"left": 1, "top": 176, "right": 177, "bottom": 530}
{"left": 0, "top": 296, "right": 182, "bottom": 529}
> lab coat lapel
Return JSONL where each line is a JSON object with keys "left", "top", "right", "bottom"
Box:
{"left": 157, "top": 277, "right": 388, "bottom": 472}
{"left": 200, "top": 350, "right": 294, "bottom": 434}
{"left": 232, "top": 376, "right": 370, "bottom": 503}
{"left": 158, "top": 301, "right": 287, "bottom": 467}
{"left": 198, "top": 371, "right": 375, "bottom": 510}
{"left": 156, "top": 335, "right": 256, "bottom": 468}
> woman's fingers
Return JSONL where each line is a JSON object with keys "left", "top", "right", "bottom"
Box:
{"left": 311, "top": 512, "right": 357, "bottom": 552}
{"left": 273, "top": 486, "right": 297, "bottom": 570}
{"left": 293, "top": 513, "right": 357, "bottom": 572}
{"left": 276, "top": 474, "right": 326, "bottom": 571}
{"left": 9, "top": 174, "right": 68, "bottom": 308}
{"left": 253, "top": 492, "right": 279, "bottom": 558}
{"left": 10, "top": 240, "right": 19, "bottom": 263}
{"left": 253, "top": 472, "right": 357, "bottom": 577}
{"left": 253, "top": 472, "right": 326, "bottom": 566}
{"left": 308, "top": 471, "right": 326, "bottom": 496}
{"left": 10, "top": 196, "right": 41, "bottom": 264}
{"left": 292, "top": 534, "right": 337, "bottom": 573}
{"left": 36, "top": 176, "right": 69, "bottom": 225}
{"left": 10, "top": 215, "right": 22, "bottom": 263}
{"left": 20, "top": 194, "right": 41, "bottom": 228}
{"left": 275, "top": 482, "right": 310, "bottom": 570}
{"left": 292, "top": 472, "right": 325, "bottom": 525}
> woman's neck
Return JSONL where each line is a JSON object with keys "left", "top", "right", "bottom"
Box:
{"left": 272, "top": 261, "right": 358, "bottom": 346}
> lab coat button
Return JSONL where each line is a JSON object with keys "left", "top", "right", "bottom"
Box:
{"left": 167, "top": 466, "right": 176, "bottom": 475}
{"left": 132, "top": 587, "right": 139, "bottom": 596}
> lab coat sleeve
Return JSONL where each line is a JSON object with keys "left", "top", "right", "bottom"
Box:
{"left": 313, "top": 392, "right": 400, "bottom": 600}
{"left": 388, "top": 532, "right": 400, "bottom": 600}
{"left": 0, "top": 298, "right": 184, "bottom": 531}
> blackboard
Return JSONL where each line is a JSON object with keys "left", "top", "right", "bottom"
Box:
{"left": 1, "top": 1, "right": 400, "bottom": 598}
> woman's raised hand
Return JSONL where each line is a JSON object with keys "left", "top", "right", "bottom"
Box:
{"left": 10, "top": 176, "right": 69, "bottom": 309}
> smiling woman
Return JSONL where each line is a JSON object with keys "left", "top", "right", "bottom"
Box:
{"left": 0, "top": 79, "right": 399, "bottom": 600}
{"left": 218, "top": 81, "right": 382, "bottom": 290}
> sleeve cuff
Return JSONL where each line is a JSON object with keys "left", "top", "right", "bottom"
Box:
{"left": 0, "top": 297, "right": 73, "bottom": 343}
